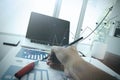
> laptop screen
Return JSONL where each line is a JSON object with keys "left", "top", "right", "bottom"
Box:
{"left": 26, "top": 12, "right": 70, "bottom": 46}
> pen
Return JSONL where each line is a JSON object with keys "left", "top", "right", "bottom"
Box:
{"left": 66, "top": 37, "right": 83, "bottom": 47}
{"left": 41, "top": 37, "right": 83, "bottom": 61}
{"left": 14, "top": 60, "right": 39, "bottom": 79}
{"left": 14, "top": 37, "right": 83, "bottom": 79}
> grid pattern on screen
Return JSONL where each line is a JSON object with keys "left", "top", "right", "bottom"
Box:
{"left": 16, "top": 48, "right": 48, "bottom": 61}
{"left": 1, "top": 65, "right": 49, "bottom": 80}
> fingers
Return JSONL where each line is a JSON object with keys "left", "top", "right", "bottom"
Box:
{"left": 46, "top": 46, "right": 78, "bottom": 71}
{"left": 47, "top": 46, "right": 80, "bottom": 79}
{"left": 46, "top": 47, "right": 64, "bottom": 70}
{"left": 51, "top": 46, "right": 78, "bottom": 64}
{"left": 46, "top": 55, "right": 64, "bottom": 71}
{"left": 51, "top": 46, "right": 77, "bottom": 55}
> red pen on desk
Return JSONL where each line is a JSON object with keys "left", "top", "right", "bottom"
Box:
{"left": 14, "top": 60, "right": 39, "bottom": 79}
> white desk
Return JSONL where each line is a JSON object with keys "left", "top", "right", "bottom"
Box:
{"left": 1, "top": 47, "right": 120, "bottom": 80}
{"left": 0, "top": 32, "right": 66, "bottom": 80}
{"left": 0, "top": 32, "right": 51, "bottom": 61}
{"left": 0, "top": 46, "right": 67, "bottom": 80}
{"left": 0, "top": 32, "right": 120, "bottom": 80}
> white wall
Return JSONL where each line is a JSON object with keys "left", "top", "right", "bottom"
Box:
{"left": 0, "top": 0, "right": 55, "bottom": 36}
{"left": 0, "top": 0, "right": 29, "bottom": 35}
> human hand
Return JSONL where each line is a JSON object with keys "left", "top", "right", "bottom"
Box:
{"left": 46, "top": 46, "right": 64, "bottom": 71}
{"left": 46, "top": 46, "right": 79, "bottom": 79}
{"left": 46, "top": 46, "right": 118, "bottom": 80}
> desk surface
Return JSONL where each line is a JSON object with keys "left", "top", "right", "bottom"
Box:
{"left": 0, "top": 32, "right": 120, "bottom": 80}
{"left": 0, "top": 46, "right": 120, "bottom": 80}
{"left": 0, "top": 33, "right": 67, "bottom": 80}
{"left": 0, "top": 32, "right": 51, "bottom": 61}
{"left": 0, "top": 46, "right": 66, "bottom": 80}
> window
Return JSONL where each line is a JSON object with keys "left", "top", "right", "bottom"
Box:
{"left": 81, "top": 0, "right": 117, "bottom": 45}
{"left": 0, "top": 0, "right": 84, "bottom": 43}
{"left": 59, "top": 0, "right": 83, "bottom": 43}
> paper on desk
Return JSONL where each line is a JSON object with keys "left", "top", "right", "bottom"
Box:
{"left": 0, "top": 46, "right": 68, "bottom": 80}
{"left": 1, "top": 63, "right": 67, "bottom": 80}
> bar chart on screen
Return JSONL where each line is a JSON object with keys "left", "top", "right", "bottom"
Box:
{"left": 1, "top": 65, "right": 49, "bottom": 80}
{"left": 16, "top": 48, "right": 48, "bottom": 61}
